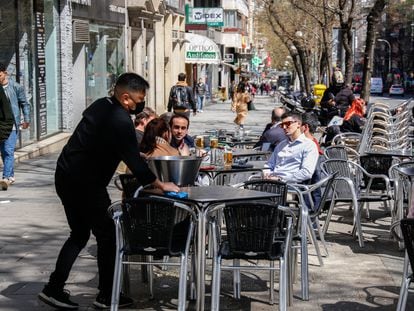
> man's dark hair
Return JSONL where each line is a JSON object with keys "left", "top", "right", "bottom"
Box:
{"left": 178, "top": 72, "right": 186, "bottom": 81}
{"left": 281, "top": 111, "right": 302, "bottom": 123}
{"left": 0, "top": 63, "right": 7, "bottom": 72}
{"left": 302, "top": 112, "right": 319, "bottom": 134}
{"left": 170, "top": 113, "right": 190, "bottom": 128}
{"left": 115, "top": 72, "right": 149, "bottom": 92}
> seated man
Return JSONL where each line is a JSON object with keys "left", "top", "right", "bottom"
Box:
{"left": 266, "top": 112, "right": 319, "bottom": 183}
{"left": 254, "top": 106, "right": 287, "bottom": 151}
{"left": 169, "top": 114, "right": 195, "bottom": 156}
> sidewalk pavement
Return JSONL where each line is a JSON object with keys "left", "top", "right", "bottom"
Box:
{"left": 0, "top": 95, "right": 412, "bottom": 310}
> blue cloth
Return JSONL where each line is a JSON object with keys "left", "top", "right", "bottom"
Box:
{"left": 266, "top": 133, "right": 319, "bottom": 183}
{"left": 164, "top": 191, "right": 188, "bottom": 199}
{"left": 0, "top": 130, "right": 17, "bottom": 178}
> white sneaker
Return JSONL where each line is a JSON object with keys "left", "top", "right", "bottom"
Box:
{"left": 200, "top": 110, "right": 203, "bottom": 113}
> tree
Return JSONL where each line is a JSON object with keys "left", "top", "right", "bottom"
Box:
{"left": 360, "top": 0, "right": 387, "bottom": 102}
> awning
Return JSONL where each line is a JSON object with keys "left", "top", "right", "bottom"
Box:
{"left": 185, "top": 33, "right": 221, "bottom": 64}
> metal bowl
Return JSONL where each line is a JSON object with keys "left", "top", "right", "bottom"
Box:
{"left": 147, "top": 156, "right": 203, "bottom": 186}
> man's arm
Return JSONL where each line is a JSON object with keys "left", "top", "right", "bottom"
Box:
{"left": 15, "top": 83, "right": 30, "bottom": 127}
{"left": 290, "top": 141, "right": 319, "bottom": 182}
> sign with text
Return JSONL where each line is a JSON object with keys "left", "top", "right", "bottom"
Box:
{"left": 186, "top": 7, "right": 224, "bottom": 27}
{"left": 224, "top": 53, "right": 234, "bottom": 63}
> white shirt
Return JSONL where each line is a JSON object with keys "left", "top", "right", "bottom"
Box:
{"left": 266, "top": 133, "right": 319, "bottom": 183}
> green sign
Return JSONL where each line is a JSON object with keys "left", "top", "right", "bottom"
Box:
{"left": 186, "top": 51, "right": 217, "bottom": 59}
{"left": 186, "top": 6, "right": 224, "bottom": 27}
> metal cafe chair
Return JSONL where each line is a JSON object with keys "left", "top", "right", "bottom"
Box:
{"left": 212, "top": 169, "right": 264, "bottom": 186}
{"left": 321, "top": 159, "right": 392, "bottom": 248}
{"left": 331, "top": 132, "right": 362, "bottom": 150}
{"left": 209, "top": 201, "right": 296, "bottom": 311}
{"left": 396, "top": 218, "right": 414, "bottom": 311}
{"left": 288, "top": 173, "right": 338, "bottom": 260}
{"left": 108, "top": 197, "right": 196, "bottom": 311}
{"left": 114, "top": 174, "right": 141, "bottom": 199}
{"left": 324, "top": 145, "right": 360, "bottom": 163}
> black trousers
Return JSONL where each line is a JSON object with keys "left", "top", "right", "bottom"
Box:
{"left": 48, "top": 168, "right": 115, "bottom": 296}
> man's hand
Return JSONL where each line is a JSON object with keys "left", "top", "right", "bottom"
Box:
{"left": 21, "top": 122, "right": 29, "bottom": 129}
{"left": 160, "top": 181, "right": 180, "bottom": 193}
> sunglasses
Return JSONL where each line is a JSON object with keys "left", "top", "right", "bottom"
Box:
{"left": 280, "top": 120, "right": 298, "bottom": 128}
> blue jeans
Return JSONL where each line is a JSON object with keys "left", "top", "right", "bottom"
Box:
{"left": 197, "top": 95, "right": 205, "bottom": 111}
{"left": 0, "top": 130, "right": 17, "bottom": 179}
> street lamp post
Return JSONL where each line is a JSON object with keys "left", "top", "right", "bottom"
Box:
{"left": 377, "top": 38, "right": 391, "bottom": 74}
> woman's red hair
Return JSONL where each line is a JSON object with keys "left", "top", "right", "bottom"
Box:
{"left": 344, "top": 98, "right": 365, "bottom": 121}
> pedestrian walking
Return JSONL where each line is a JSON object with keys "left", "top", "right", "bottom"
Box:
{"left": 195, "top": 78, "right": 207, "bottom": 112}
{"left": 0, "top": 63, "right": 31, "bottom": 191}
{"left": 38, "top": 73, "right": 179, "bottom": 310}
{"left": 167, "top": 72, "right": 196, "bottom": 118}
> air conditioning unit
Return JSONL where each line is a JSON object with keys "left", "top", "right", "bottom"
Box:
{"left": 73, "top": 19, "right": 90, "bottom": 43}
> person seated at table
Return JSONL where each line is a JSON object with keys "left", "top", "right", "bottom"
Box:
{"left": 265, "top": 111, "right": 319, "bottom": 183}
{"left": 169, "top": 113, "right": 195, "bottom": 156}
{"left": 134, "top": 107, "right": 157, "bottom": 145}
{"left": 301, "top": 112, "right": 323, "bottom": 156}
{"left": 340, "top": 98, "right": 366, "bottom": 133}
{"left": 254, "top": 106, "right": 287, "bottom": 151}
{"left": 323, "top": 98, "right": 366, "bottom": 146}
{"left": 140, "top": 118, "right": 179, "bottom": 158}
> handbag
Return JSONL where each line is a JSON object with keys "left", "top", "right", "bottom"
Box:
{"left": 247, "top": 100, "right": 255, "bottom": 111}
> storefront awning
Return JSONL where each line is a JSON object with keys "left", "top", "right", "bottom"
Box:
{"left": 185, "top": 33, "right": 221, "bottom": 64}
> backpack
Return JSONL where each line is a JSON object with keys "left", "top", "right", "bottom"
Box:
{"left": 172, "top": 85, "right": 189, "bottom": 109}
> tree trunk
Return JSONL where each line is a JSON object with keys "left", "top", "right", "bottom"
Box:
{"left": 361, "top": 0, "right": 386, "bottom": 102}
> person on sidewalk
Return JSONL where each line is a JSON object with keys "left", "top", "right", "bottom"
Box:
{"left": 0, "top": 63, "right": 31, "bottom": 191}
{"left": 195, "top": 78, "right": 207, "bottom": 112}
{"left": 38, "top": 73, "right": 179, "bottom": 310}
{"left": 167, "top": 72, "right": 196, "bottom": 118}
{"left": 231, "top": 81, "right": 251, "bottom": 130}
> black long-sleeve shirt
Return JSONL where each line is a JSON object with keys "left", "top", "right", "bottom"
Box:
{"left": 57, "top": 96, "right": 156, "bottom": 188}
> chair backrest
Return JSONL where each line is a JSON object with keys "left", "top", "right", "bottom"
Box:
{"left": 241, "top": 179, "right": 287, "bottom": 206}
{"left": 115, "top": 174, "right": 141, "bottom": 199}
{"left": 321, "top": 159, "right": 359, "bottom": 198}
{"left": 222, "top": 201, "right": 287, "bottom": 257}
{"left": 213, "top": 169, "right": 264, "bottom": 186}
{"left": 324, "top": 145, "right": 360, "bottom": 163}
{"left": 400, "top": 218, "right": 414, "bottom": 271}
{"left": 359, "top": 155, "right": 394, "bottom": 191}
{"left": 115, "top": 197, "right": 195, "bottom": 256}
{"left": 332, "top": 132, "right": 361, "bottom": 150}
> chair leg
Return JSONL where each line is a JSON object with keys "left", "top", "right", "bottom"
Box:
{"left": 147, "top": 256, "right": 154, "bottom": 299}
{"left": 307, "top": 217, "right": 323, "bottom": 266}
{"left": 111, "top": 252, "right": 123, "bottom": 311}
{"left": 353, "top": 200, "right": 365, "bottom": 247}
{"left": 279, "top": 258, "right": 287, "bottom": 311}
{"left": 210, "top": 256, "right": 221, "bottom": 311}
{"left": 316, "top": 218, "right": 329, "bottom": 257}
{"left": 178, "top": 254, "right": 188, "bottom": 311}
{"left": 269, "top": 261, "right": 275, "bottom": 305}
{"left": 365, "top": 202, "right": 370, "bottom": 219}
{"left": 322, "top": 199, "right": 336, "bottom": 236}
{"left": 161, "top": 256, "right": 169, "bottom": 271}
{"left": 233, "top": 259, "right": 241, "bottom": 299}
{"left": 190, "top": 251, "right": 197, "bottom": 300}
{"left": 396, "top": 276, "right": 411, "bottom": 311}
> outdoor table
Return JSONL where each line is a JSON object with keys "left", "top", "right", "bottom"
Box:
{"left": 233, "top": 149, "right": 271, "bottom": 161}
{"left": 199, "top": 161, "right": 266, "bottom": 184}
{"left": 141, "top": 185, "right": 281, "bottom": 311}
